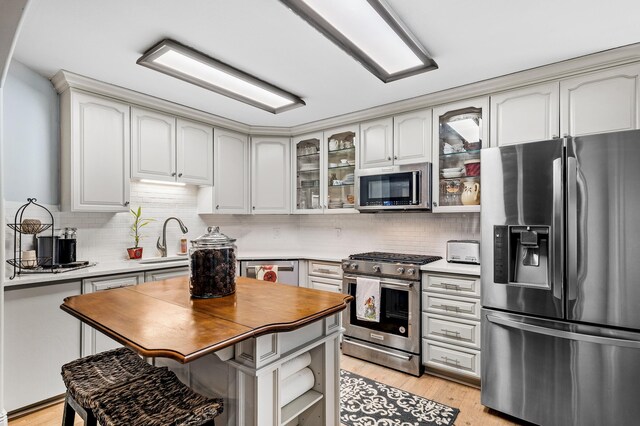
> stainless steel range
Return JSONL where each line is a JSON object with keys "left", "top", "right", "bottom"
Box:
{"left": 341, "top": 252, "right": 441, "bottom": 376}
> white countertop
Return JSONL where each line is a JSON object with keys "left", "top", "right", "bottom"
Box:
{"left": 4, "top": 251, "right": 349, "bottom": 287}
{"left": 420, "top": 259, "right": 481, "bottom": 276}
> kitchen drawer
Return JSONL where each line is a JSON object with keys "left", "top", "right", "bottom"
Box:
{"left": 422, "top": 312, "right": 480, "bottom": 349}
{"left": 308, "top": 260, "right": 343, "bottom": 279}
{"left": 83, "top": 272, "right": 145, "bottom": 293}
{"left": 309, "top": 276, "right": 342, "bottom": 293}
{"left": 424, "top": 274, "right": 480, "bottom": 298}
{"left": 423, "top": 292, "right": 481, "bottom": 320}
{"left": 145, "top": 267, "right": 189, "bottom": 282}
{"left": 422, "top": 338, "right": 480, "bottom": 378}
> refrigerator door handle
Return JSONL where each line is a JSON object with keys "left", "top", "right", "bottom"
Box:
{"left": 566, "top": 156, "right": 578, "bottom": 300}
{"left": 552, "top": 157, "right": 564, "bottom": 300}
{"left": 487, "top": 314, "right": 640, "bottom": 348}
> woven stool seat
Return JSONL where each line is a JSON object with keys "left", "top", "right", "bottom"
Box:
{"left": 61, "top": 347, "right": 157, "bottom": 407}
{"left": 91, "top": 369, "right": 223, "bottom": 426}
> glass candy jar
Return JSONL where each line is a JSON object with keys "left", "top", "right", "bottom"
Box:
{"left": 189, "top": 226, "right": 237, "bottom": 298}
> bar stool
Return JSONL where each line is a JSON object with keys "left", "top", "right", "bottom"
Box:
{"left": 61, "top": 347, "right": 159, "bottom": 426}
{"left": 90, "top": 369, "right": 223, "bottom": 426}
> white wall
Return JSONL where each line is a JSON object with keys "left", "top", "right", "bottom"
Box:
{"left": 2, "top": 60, "right": 58, "bottom": 205}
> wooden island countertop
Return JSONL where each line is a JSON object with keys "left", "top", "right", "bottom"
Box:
{"left": 61, "top": 276, "right": 352, "bottom": 363}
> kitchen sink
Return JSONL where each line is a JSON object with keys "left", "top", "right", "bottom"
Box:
{"left": 138, "top": 256, "right": 188, "bottom": 265}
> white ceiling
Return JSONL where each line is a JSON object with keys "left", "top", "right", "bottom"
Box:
{"left": 12, "top": 0, "right": 640, "bottom": 128}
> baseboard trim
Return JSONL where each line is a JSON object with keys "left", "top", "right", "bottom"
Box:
{"left": 6, "top": 394, "right": 64, "bottom": 421}
{"left": 0, "top": 409, "right": 8, "bottom": 426}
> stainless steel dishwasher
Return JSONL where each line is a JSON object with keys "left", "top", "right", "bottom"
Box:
{"left": 240, "top": 259, "right": 299, "bottom": 286}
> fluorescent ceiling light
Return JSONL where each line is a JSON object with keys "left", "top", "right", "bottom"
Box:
{"left": 447, "top": 118, "right": 480, "bottom": 143}
{"left": 137, "top": 39, "right": 305, "bottom": 114}
{"left": 139, "top": 179, "right": 187, "bottom": 187}
{"left": 280, "top": 0, "right": 437, "bottom": 82}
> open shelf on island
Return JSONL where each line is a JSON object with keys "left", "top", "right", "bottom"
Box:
{"left": 281, "top": 389, "right": 323, "bottom": 425}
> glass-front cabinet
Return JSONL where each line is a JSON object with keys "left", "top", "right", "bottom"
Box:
{"left": 293, "top": 133, "right": 323, "bottom": 213}
{"left": 293, "top": 125, "right": 358, "bottom": 214}
{"left": 432, "top": 97, "right": 489, "bottom": 212}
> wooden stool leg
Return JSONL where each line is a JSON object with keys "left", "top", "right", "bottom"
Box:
{"left": 62, "top": 393, "right": 76, "bottom": 426}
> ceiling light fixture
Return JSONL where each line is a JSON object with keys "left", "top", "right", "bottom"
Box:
{"left": 137, "top": 39, "right": 305, "bottom": 114}
{"left": 279, "top": 0, "right": 438, "bottom": 82}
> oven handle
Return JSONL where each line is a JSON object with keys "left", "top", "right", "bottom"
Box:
{"left": 343, "top": 337, "right": 412, "bottom": 361}
{"left": 343, "top": 275, "right": 416, "bottom": 290}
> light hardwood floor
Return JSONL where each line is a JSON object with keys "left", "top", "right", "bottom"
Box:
{"left": 9, "top": 354, "right": 523, "bottom": 426}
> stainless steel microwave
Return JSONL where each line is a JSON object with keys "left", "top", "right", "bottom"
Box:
{"left": 355, "top": 163, "right": 431, "bottom": 212}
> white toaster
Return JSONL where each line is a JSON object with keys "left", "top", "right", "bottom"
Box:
{"left": 446, "top": 240, "right": 480, "bottom": 264}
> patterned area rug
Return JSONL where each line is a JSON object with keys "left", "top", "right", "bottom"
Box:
{"left": 340, "top": 370, "right": 460, "bottom": 426}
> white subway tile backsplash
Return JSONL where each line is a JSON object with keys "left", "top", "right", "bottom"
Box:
{"left": 5, "top": 183, "right": 480, "bottom": 267}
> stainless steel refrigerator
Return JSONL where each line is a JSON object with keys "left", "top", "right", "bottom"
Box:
{"left": 481, "top": 130, "right": 640, "bottom": 426}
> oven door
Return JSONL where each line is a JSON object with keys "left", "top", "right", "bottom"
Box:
{"left": 342, "top": 274, "right": 420, "bottom": 353}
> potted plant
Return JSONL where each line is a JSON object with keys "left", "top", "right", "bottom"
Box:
{"left": 128, "top": 206, "right": 154, "bottom": 259}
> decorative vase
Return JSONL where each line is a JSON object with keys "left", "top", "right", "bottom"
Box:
{"left": 461, "top": 180, "right": 481, "bottom": 205}
{"left": 127, "top": 247, "right": 143, "bottom": 259}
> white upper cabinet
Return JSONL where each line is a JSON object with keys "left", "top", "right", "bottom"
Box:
{"left": 251, "top": 136, "right": 291, "bottom": 214}
{"left": 198, "top": 129, "right": 250, "bottom": 214}
{"left": 131, "top": 107, "right": 176, "bottom": 182}
{"left": 393, "top": 108, "right": 433, "bottom": 164}
{"left": 490, "top": 82, "right": 560, "bottom": 146}
{"left": 61, "top": 91, "right": 130, "bottom": 212}
{"left": 359, "top": 117, "right": 393, "bottom": 168}
{"left": 560, "top": 63, "right": 640, "bottom": 137}
{"left": 132, "top": 108, "right": 213, "bottom": 185}
{"left": 176, "top": 118, "right": 213, "bottom": 185}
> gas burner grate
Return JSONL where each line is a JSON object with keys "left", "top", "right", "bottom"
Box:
{"left": 349, "top": 252, "right": 442, "bottom": 265}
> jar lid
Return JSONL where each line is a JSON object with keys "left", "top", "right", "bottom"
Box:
{"left": 192, "top": 226, "right": 236, "bottom": 246}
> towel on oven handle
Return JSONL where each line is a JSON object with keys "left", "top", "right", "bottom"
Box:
{"left": 356, "top": 276, "right": 381, "bottom": 322}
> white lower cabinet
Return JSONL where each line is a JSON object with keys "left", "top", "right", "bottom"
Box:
{"left": 422, "top": 271, "right": 481, "bottom": 385}
{"left": 81, "top": 272, "right": 144, "bottom": 356}
{"left": 308, "top": 276, "right": 342, "bottom": 293}
{"left": 144, "top": 266, "right": 189, "bottom": 282}
{"left": 306, "top": 260, "right": 343, "bottom": 292}
{"left": 4, "top": 281, "right": 82, "bottom": 412}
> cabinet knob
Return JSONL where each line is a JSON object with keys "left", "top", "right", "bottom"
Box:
{"left": 216, "top": 205, "right": 219, "bottom": 210}
{"left": 171, "top": 172, "right": 176, "bottom": 177}
{"left": 433, "top": 202, "right": 438, "bottom": 207}
{"left": 394, "top": 156, "right": 398, "bottom": 160}
{"left": 124, "top": 201, "right": 130, "bottom": 206}
{"left": 387, "top": 156, "right": 391, "bottom": 161}
{"left": 252, "top": 206, "right": 256, "bottom": 210}
{"left": 178, "top": 173, "right": 183, "bottom": 177}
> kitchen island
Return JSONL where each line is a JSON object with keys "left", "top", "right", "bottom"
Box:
{"left": 61, "top": 276, "right": 352, "bottom": 426}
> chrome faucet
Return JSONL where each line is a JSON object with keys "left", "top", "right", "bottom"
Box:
{"left": 157, "top": 217, "right": 188, "bottom": 257}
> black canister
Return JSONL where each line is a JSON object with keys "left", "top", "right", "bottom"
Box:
{"left": 58, "top": 227, "right": 77, "bottom": 264}
{"left": 58, "top": 239, "right": 76, "bottom": 264}
{"left": 189, "top": 226, "right": 237, "bottom": 298}
{"left": 37, "top": 235, "right": 59, "bottom": 266}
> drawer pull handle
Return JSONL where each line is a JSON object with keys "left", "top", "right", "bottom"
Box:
{"left": 441, "top": 282, "right": 462, "bottom": 290}
{"left": 315, "top": 268, "right": 334, "bottom": 274}
{"left": 440, "top": 356, "right": 460, "bottom": 366}
{"left": 440, "top": 328, "right": 461, "bottom": 337}
{"left": 433, "top": 304, "right": 474, "bottom": 314}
